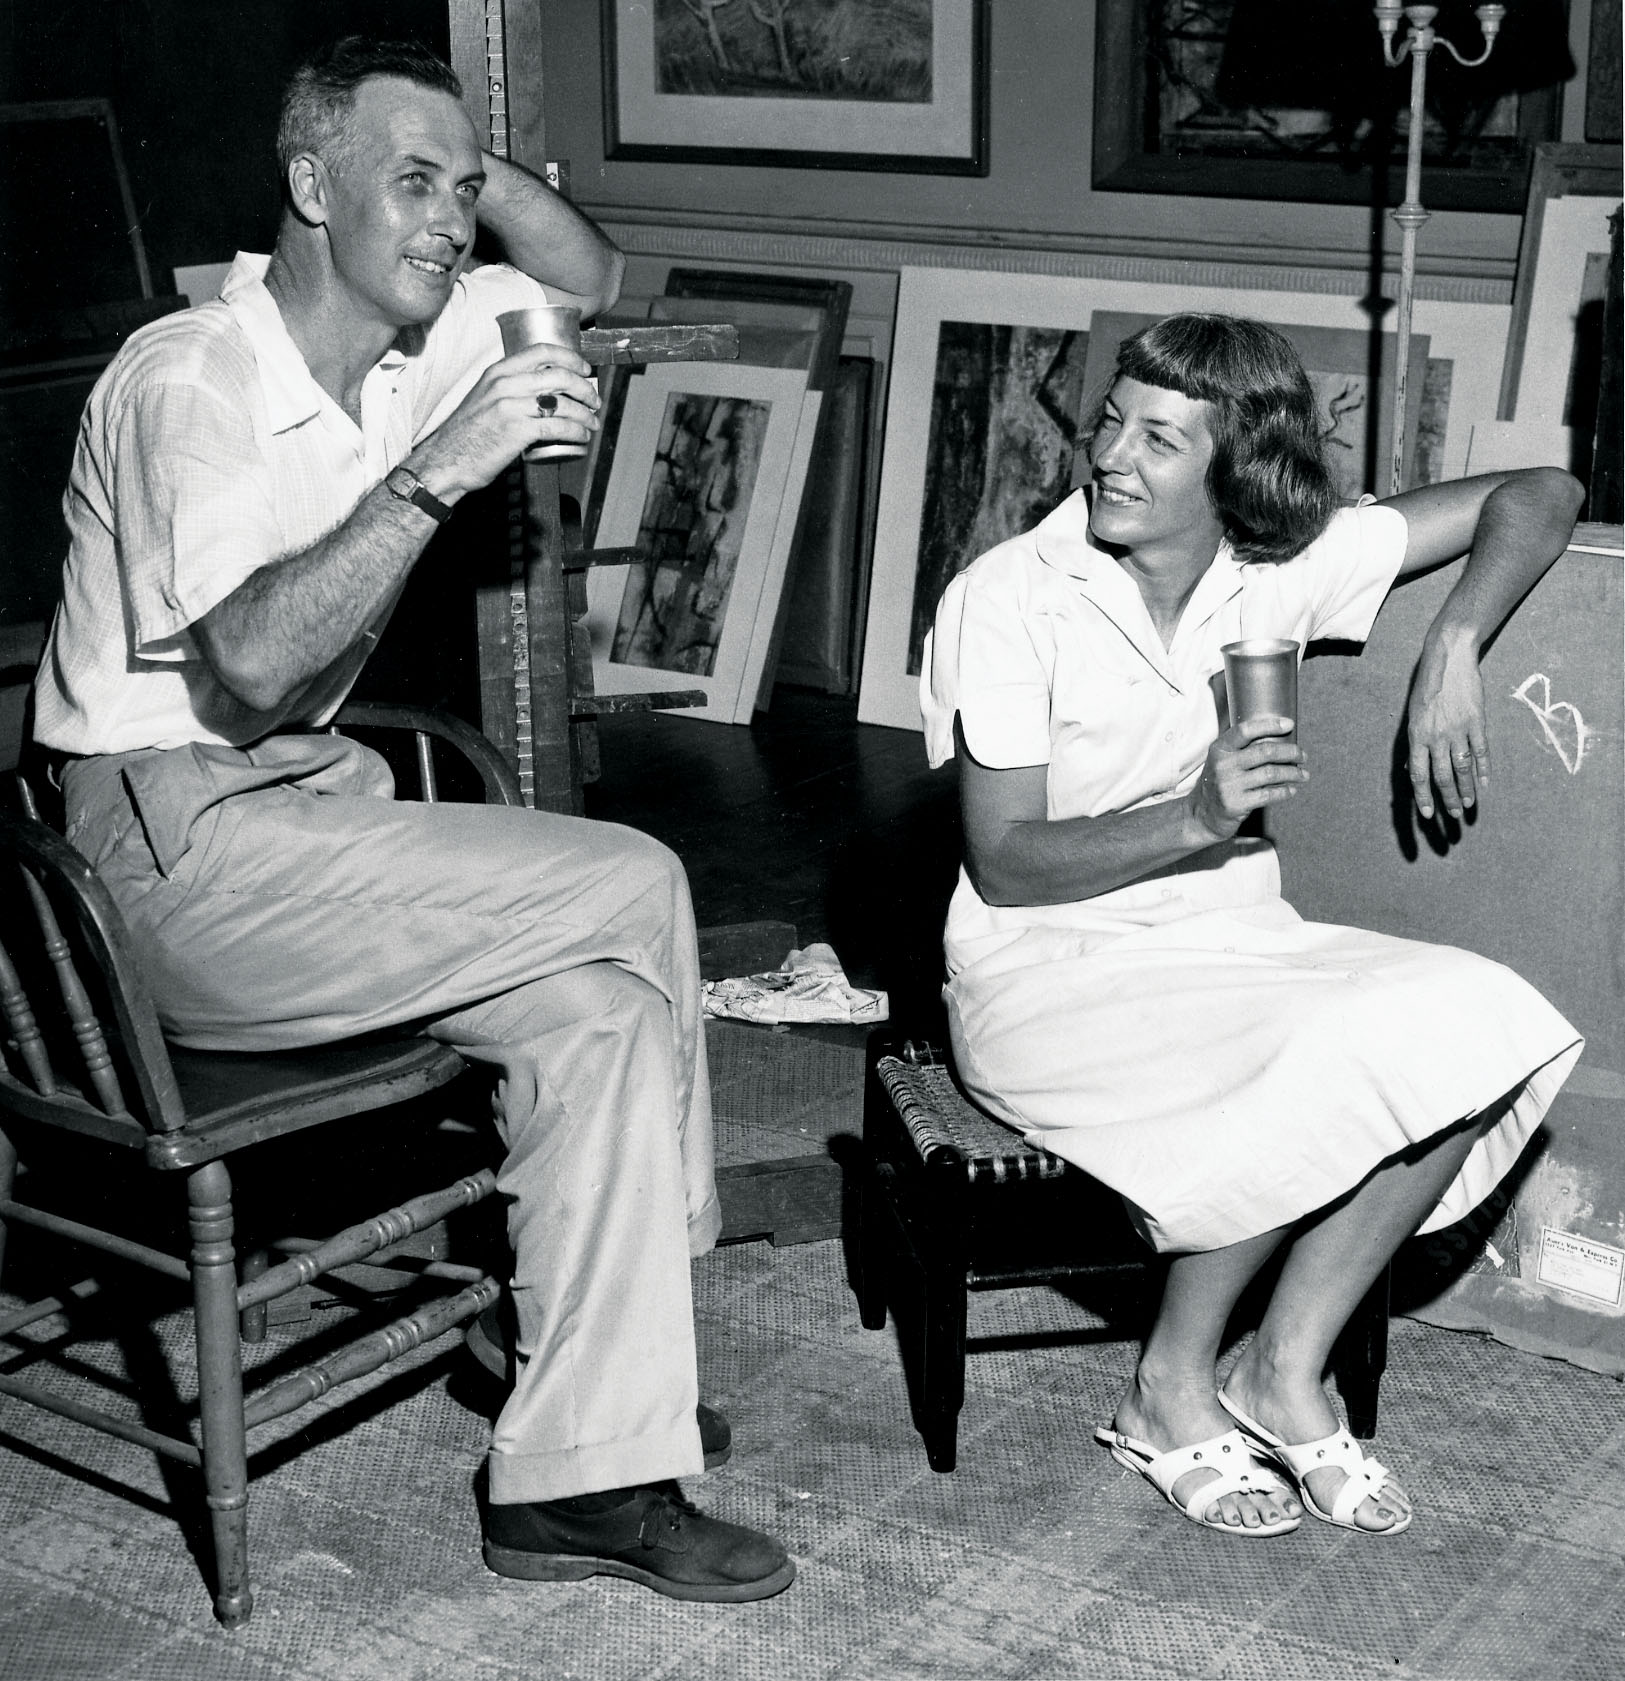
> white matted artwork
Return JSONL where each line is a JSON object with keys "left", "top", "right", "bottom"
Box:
{"left": 856, "top": 266, "right": 1509, "bottom": 731}
{"left": 587, "top": 362, "right": 819, "bottom": 725}
{"left": 1496, "top": 194, "right": 1618, "bottom": 456}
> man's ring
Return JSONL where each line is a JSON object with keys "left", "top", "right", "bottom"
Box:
{"left": 536, "top": 393, "right": 558, "bottom": 417}
{"left": 1453, "top": 747, "right": 1472, "bottom": 762}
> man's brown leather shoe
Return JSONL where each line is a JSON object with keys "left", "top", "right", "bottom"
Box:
{"left": 463, "top": 1299, "right": 732, "bottom": 1468}
{"left": 483, "top": 1484, "right": 795, "bottom": 1602}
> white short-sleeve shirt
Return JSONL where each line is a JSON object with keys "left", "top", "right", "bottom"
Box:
{"left": 920, "top": 490, "right": 1409, "bottom": 971}
{"left": 34, "top": 252, "right": 551, "bottom": 756}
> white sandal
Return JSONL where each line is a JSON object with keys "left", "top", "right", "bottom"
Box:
{"left": 1094, "top": 1424, "right": 1302, "bottom": 1535}
{"left": 1217, "top": 1390, "right": 1412, "bottom": 1535}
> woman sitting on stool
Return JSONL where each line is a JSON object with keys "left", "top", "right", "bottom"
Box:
{"left": 920, "top": 314, "right": 1584, "bottom": 1536}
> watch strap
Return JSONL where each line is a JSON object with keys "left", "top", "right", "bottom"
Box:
{"left": 385, "top": 466, "right": 454, "bottom": 526}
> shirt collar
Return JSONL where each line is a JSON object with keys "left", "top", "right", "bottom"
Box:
{"left": 220, "top": 252, "right": 410, "bottom": 436}
{"left": 1032, "top": 487, "right": 1249, "bottom": 680}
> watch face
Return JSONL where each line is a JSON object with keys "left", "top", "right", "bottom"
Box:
{"left": 387, "top": 465, "right": 449, "bottom": 523}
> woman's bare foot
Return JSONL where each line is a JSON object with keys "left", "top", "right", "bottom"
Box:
{"left": 1222, "top": 1351, "right": 1411, "bottom": 1532}
{"left": 1113, "top": 1369, "right": 1303, "bottom": 1531}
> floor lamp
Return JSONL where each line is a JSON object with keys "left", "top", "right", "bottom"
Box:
{"left": 1374, "top": 2, "right": 1506, "bottom": 493}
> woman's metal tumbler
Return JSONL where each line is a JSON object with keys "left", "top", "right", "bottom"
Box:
{"left": 1221, "top": 639, "right": 1300, "bottom": 742}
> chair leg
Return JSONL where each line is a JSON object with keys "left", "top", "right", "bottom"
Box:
{"left": 0, "top": 1127, "right": 16, "bottom": 1285}
{"left": 855, "top": 1158, "right": 890, "bottom": 1331}
{"left": 919, "top": 1261, "right": 968, "bottom": 1473}
{"left": 1333, "top": 1262, "right": 1390, "bottom": 1441}
{"left": 188, "top": 1160, "right": 253, "bottom": 1628}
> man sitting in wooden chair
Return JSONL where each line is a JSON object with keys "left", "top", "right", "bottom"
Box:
{"left": 29, "top": 35, "right": 792, "bottom": 1604}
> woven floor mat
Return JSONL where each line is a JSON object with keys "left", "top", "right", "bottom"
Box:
{"left": 3, "top": 1228, "right": 1623, "bottom": 1680}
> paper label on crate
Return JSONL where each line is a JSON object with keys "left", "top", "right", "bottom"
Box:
{"left": 1535, "top": 1229, "right": 1625, "bottom": 1307}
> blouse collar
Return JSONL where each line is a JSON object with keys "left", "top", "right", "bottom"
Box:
{"left": 1031, "top": 488, "right": 1248, "bottom": 686}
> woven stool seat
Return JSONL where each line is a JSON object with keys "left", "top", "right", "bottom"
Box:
{"left": 855, "top": 1030, "right": 1391, "bottom": 1474}
{"left": 875, "top": 1050, "right": 1068, "bottom": 1185}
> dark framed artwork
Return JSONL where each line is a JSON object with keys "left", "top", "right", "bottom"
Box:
{"left": 602, "top": 0, "right": 989, "bottom": 175}
{"left": 1092, "top": 0, "right": 1571, "bottom": 214}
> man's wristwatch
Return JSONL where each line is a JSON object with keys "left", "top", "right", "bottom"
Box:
{"left": 384, "top": 465, "right": 455, "bottom": 526}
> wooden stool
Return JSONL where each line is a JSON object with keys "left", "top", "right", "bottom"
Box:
{"left": 855, "top": 1032, "right": 1389, "bottom": 1472}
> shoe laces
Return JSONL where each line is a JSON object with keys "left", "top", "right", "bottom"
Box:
{"left": 638, "top": 1483, "right": 700, "bottom": 1547}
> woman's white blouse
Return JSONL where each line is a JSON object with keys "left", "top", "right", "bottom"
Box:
{"left": 920, "top": 492, "right": 1409, "bottom": 974}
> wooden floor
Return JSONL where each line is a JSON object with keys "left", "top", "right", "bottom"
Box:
{"left": 584, "top": 687, "right": 963, "bottom": 1029}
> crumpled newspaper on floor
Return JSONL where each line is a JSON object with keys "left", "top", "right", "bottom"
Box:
{"left": 702, "top": 942, "right": 889, "bottom": 1026}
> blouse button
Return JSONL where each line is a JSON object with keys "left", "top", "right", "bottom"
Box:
{"left": 1164, "top": 731, "right": 1174, "bottom": 742}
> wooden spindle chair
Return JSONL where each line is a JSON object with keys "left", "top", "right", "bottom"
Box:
{"left": 0, "top": 702, "right": 521, "bottom": 1628}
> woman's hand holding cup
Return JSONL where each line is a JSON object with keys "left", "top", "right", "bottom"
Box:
{"left": 1188, "top": 716, "right": 1307, "bottom": 842}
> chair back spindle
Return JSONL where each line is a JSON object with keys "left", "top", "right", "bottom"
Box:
{"left": 414, "top": 732, "right": 439, "bottom": 802}
{"left": 16, "top": 858, "right": 131, "bottom": 1118}
{"left": 0, "top": 929, "right": 58, "bottom": 1094}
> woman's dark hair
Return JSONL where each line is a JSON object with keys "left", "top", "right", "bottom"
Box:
{"left": 1094, "top": 313, "right": 1340, "bottom": 564}
{"left": 277, "top": 37, "right": 463, "bottom": 181}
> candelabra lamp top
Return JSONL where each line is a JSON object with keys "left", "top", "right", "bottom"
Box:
{"left": 1374, "top": 2, "right": 1507, "bottom": 66}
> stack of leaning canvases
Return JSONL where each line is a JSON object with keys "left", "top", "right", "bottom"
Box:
{"left": 581, "top": 277, "right": 855, "bottom": 724}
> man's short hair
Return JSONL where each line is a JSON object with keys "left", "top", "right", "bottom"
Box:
{"left": 276, "top": 36, "right": 463, "bottom": 181}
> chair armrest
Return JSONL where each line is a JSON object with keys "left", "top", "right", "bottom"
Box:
{"left": 330, "top": 703, "right": 524, "bottom": 808}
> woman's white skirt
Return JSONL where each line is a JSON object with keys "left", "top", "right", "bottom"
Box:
{"left": 945, "top": 897, "right": 1583, "bottom": 1254}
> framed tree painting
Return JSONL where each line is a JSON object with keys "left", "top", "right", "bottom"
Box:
{"left": 856, "top": 265, "right": 1509, "bottom": 732}
{"left": 602, "top": 0, "right": 988, "bottom": 174}
{"left": 586, "top": 362, "right": 821, "bottom": 724}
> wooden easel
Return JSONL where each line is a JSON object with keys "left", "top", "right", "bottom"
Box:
{"left": 446, "top": 1, "right": 734, "bottom": 813}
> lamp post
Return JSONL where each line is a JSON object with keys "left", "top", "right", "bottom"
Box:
{"left": 1374, "top": 2, "right": 1506, "bottom": 494}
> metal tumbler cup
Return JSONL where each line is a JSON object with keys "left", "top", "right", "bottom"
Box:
{"left": 1221, "top": 639, "right": 1300, "bottom": 742}
{"left": 496, "top": 305, "right": 586, "bottom": 461}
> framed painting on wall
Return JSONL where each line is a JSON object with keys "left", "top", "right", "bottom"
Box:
{"left": 602, "top": 0, "right": 988, "bottom": 174}
{"left": 1092, "top": 0, "right": 1568, "bottom": 214}
{"left": 856, "top": 265, "right": 1509, "bottom": 732}
{"left": 587, "top": 361, "right": 822, "bottom": 725}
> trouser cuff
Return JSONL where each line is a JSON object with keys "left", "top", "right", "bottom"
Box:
{"left": 488, "top": 1416, "right": 705, "bottom": 1506}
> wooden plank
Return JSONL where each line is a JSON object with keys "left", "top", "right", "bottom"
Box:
{"left": 501, "top": 0, "right": 550, "bottom": 173}
{"left": 445, "top": 0, "right": 491, "bottom": 150}
{"left": 581, "top": 324, "right": 740, "bottom": 366}
{"left": 561, "top": 546, "right": 643, "bottom": 571}
{"left": 471, "top": 471, "right": 524, "bottom": 782}
{"left": 716, "top": 1155, "right": 842, "bottom": 1247}
{"left": 570, "top": 690, "right": 706, "bottom": 717}
{"left": 520, "top": 457, "right": 578, "bottom": 813}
